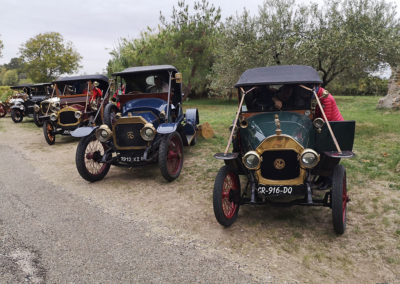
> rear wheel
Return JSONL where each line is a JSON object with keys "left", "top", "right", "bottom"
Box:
{"left": 43, "top": 120, "right": 56, "bottom": 145}
{"left": 11, "top": 109, "right": 23, "bottom": 123}
{"left": 33, "top": 111, "right": 44, "bottom": 127}
{"left": 213, "top": 166, "right": 241, "bottom": 227}
{"left": 76, "top": 133, "right": 111, "bottom": 182}
{"left": 103, "top": 104, "right": 119, "bottom": 128}
{"left": 331, "top": 164, "right": 348, "bottom": 235}
{"left": 159, "top": 132, "right": 184, "bottom": 182}
{"left": 0, "top": 103, "right": 6, "bottom": 117}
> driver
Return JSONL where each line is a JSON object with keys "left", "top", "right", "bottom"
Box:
{"left": 272, "top": 85, "right": 293, "bottom": 110}
{"left": 148, "top": 76, "right": 169, "bottom": 93}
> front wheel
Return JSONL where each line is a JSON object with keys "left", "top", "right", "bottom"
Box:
{"left": 158, "top": 132, "right": 184, "bottom": 182}
{"left": 331, "top": 164, "right": 348, "bottom": 235}
{"left": 213, "top": 166, "right": 241, "bottom": 227}
{"left": 0, "top": 103, "right": 6, "bottom": 117}
{"left": 43, "top": 120, "right": 56, "bottom": 145}
{"left": 76, "top": 133, "right": 111, "bottom": 182}
{"left": 33, "top": 111, "right": 44, "bottom": 127}
{"left": 11, "top": 109, "right": 23, "bottom": 123}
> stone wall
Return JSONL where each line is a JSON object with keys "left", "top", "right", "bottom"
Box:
{"left": 377, "top": 67, "right": 400, "bottom": 109}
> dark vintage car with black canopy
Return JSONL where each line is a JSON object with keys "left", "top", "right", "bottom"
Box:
{"left": 213, "top": 65, "right": 355, "bottom": 234}
{"left": 38, "top": 74, "right": 109, "bottom": 145}
{"left": 7, "top": 83, "right": 51, "bottom": 126}
{"left": 72, "top": 65, "right": 199, "bottom": 182}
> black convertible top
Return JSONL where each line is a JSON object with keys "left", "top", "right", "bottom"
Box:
{"left": 235, "top": 65, "right": 322, "bottom": 87}
{"left": 32, "top": 82, "right": 52, "bottom": 87}
{"left": 10, "top": 83, "right": 34, "bottom": 89}
{"left": 54, "top": 74, "right": 109, "bottom": 84}
{"left": 113, "top": 65, "right": 178, "bottom": 76}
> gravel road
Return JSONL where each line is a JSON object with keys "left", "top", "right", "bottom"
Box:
{"left": 0, "top": 144, "right": 256, "bottom": 283}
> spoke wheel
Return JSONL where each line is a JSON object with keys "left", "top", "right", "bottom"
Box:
{"left": 213, "top": 165, "right": 241, "bottom": 227}
{"left": 76, "top": 133, "right": 110, "bottom": 182}
{"left": 11, "top": 109, "right": 23, "bottom": 123}
{"left": 159, "top": 132, "right": 184, "bottom": 182}
{"left": 33, "top": 111, "right": 44, "bottom": 127}
{"left": 103, "top": 104, "right": 119, "bottom": 128}
{"left": 0, "top": 104, "right": 6, "bottom": 117}
{"left": 43, "top": 120, "right": 56, "bottom": 145}
{"left": 332, "top": 164, "right": 348, "bottom": 235}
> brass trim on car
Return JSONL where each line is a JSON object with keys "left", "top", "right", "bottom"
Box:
{"left": 57, "top": 106, "right": 81, "bottom": 127}
{"left": 112, "top": 116, "right": 148, "bottom": 150}
{"left": 255, "top": 134, "right": 306, "bottom": 186}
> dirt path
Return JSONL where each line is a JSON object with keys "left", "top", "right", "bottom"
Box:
{"left": 1, "top": 118, "right": 399, "bottom": 283}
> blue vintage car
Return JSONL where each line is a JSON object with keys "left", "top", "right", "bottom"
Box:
{"left": 73, "top": 65, "right": 199, "bottom": 182}
{"left": 213, "top": 65, "right": 355, "bottom": 234}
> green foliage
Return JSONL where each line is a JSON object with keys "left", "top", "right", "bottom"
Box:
{"left": 0, "top": 35, "right": 3, "bottom": 58}
{"left": 107, "top": 0, "right": 221, "bottom": 98}
{"left": 0, "top": 86, "right": 13, "bottom": 101}
{"left": 329, "top": 76, "right": 388, "bottom": 96}
{"left": 19, "top": 32, "right": 82, "bottom": 82}
{"left": 2, "top": 69, "right": 18, "bottom": 86}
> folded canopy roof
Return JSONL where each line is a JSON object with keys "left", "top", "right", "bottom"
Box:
{"left": 235, "top": 65, "right": 322, "bottom": 87}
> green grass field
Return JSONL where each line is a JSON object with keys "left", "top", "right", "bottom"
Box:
{"left": 185, "top": 96, "right": 400, "bottom": 190}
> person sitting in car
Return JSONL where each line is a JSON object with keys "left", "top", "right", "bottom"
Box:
{"left": 148, "top": 76, "right": 169, "bottom": 93}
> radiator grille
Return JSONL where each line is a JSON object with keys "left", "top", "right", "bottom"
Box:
{"left": 115, "top": 123, "right": 146, "bottom": 148}
{"left": 260, "top": 150, "right": 300, "bottom": 180}
{"left": 59, "top": 111, "right": 78, "bottom": 125}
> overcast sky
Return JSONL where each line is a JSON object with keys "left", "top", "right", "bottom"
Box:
{"left": 0, "top": 0, "right": 398, "bottom": 76}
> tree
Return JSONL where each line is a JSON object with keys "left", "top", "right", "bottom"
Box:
{"left": 20, "top": 32, "right": 81, "bottom": 82}
{"left": 299, "top": 0, "right": 400, "bottom": 86}
{"left": 0, "top": 35, "right": 3, "bottom": 58}
{"left": 107, "top": 0, "right": 221, "bottom": 98}
{"left": 2, "top": 69, "right": 19, "bottom": 86}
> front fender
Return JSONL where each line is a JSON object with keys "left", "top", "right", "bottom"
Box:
{"left": 71, "top": 126, "right": 98, "bottom": 138}
{"left": 157, "top": 123, "right": 178, "bottom": 134}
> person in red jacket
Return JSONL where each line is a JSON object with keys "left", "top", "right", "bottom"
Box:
{"left": 314, "top": 86, "right": 343, "bottom": 121}
{"left": 90, "top": 81, "right": 102, "bottom": 102}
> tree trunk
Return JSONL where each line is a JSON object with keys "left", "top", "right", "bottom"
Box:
{"left": 377, "top": 67, "right": 400, "bottom": 109}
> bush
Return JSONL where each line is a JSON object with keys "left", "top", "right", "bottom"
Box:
{"left": 0, "top": 86, "right": 13, "bottom": 101}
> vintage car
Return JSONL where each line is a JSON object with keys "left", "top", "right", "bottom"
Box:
{"left": 0, "top": 85, "right": 32, "bottom": 119}
{"left": 213, "top": 65, "right": 355, "bottom": 234}
{"left": 39, "top": 75, "right": 109, "bottom": 145}
{"left": 6, "top": 84, "right": 50, "bottom": 126}
{"left": 72, "top": 65, "right": 199, "bottom": 182}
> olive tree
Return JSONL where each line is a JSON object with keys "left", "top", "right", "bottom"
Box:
{"left": 20, "top": 32, "right": 81, "bottom": 82}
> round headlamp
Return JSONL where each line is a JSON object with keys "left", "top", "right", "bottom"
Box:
{"left": 95, "top": 124, "right": 112, "bottom": 142}
{"left": 313, "top": 118, "right": 325, "bottom": 129}
{"left": 50, "top": 113, "right": 58, "bottom": 122}
{"left": 74, "top": 111, "right": 82, "bottom": 119}
{"left": 300, "top": 149, "right": 320, "bottom": 169}
{"left": 242, "top": 151, "right": 261, "bottom": 170}
{"left": 140, "top": 123, "right": 156, "bottom": 141}
{"left": 34, "top": 104, "right": 40, "bottom": 113}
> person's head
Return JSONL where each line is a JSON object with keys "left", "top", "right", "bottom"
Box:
{"left": 93, "top": 81, "right": 99, "bottom": 88}
{"left": 154, "top": 76, "right": 162, "bottom": 87}
{"left": 277, "top": 85, "right": 293, "bottom": 101}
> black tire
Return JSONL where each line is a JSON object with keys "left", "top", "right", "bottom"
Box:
{"left": 76, "top": 133, "right": 111, "bottom": 182}
{"left": 11, "top": 109, "right": 23, "bottom": 123}
{"left": 331, "top": 164, "right": 348, "bottom": 235}
{"left": 213, "top": 165, "right": 241, "bottom": 227}
{"left": 0, "top": 103, "right": 6, "bottom": 117}
{"left": 33, "top": 111, "right": 44, "bottom": 127}
{"left": 103, "top": 104, "right": 119, "bottom": 129}
{"left": 43, "top": 120, "right": 56, "bottom": 145}
{"left": 189, "top": 134, "right": 197, "bottom": 146}
{"left": 158, "top": 132, "right": 184, "bottom": 182}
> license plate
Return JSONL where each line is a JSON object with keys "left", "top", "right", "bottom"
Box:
{"left": 63, "top": 130, "right": 71, "bottom": 135}
{"left": 120, "top": 156, "right": 144, "bottom": 163}
{"left": 257, "top": 186, "right": 294, "bottom": 195}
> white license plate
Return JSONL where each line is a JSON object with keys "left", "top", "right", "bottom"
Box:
{"left": 257, "top": 186, "right": 293, "bottom": 195}
{"left": 120, "top": 156, "right": 144, "bottom": 163}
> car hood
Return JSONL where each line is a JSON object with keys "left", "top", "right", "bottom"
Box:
{"left": 240, "top": 112, "right": 314, "bottom": 150}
